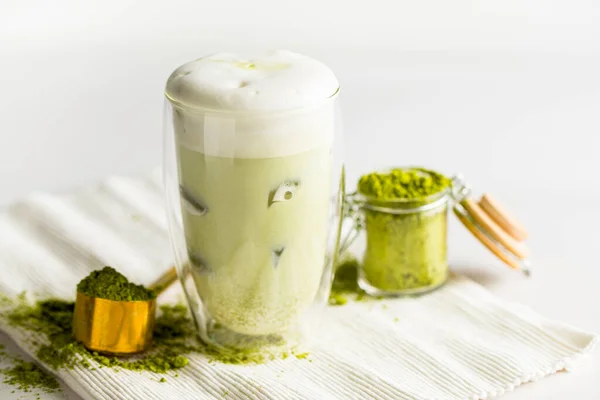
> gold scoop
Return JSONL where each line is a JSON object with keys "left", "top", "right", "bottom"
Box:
{"left": 72, "top": 267, "right": 179, "bottom": 355}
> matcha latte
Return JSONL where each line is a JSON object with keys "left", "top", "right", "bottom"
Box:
{"left": 165, "top": 51, "right": 341, "bottom": 341}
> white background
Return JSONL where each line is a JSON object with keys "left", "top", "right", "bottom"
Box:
{"left": 1, "top": 1, "right": 600, "bottom": 399}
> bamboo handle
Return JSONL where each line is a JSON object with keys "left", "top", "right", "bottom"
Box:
{"left": 453, "top": 209, "right": 521, "bottom": 270}
{"left": 461, "top": 198, "right": 530, "bottom": 259}
{"left": 148, "top": 266, "right": 178, "bottom": 296}
{"left": 479, "top": 194, "right": 528, "bottom": 241}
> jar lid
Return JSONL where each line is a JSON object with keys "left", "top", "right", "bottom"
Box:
{"left": 450, "top": 176, "right": 531, "bottom": 275}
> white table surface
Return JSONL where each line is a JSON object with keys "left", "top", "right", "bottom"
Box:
{"left": 1, "top": 1, "right": 600, "bottom": 398}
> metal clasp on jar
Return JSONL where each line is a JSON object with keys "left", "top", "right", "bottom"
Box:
{"left": 338, "top": 192, "right": 365, "bottom": 255}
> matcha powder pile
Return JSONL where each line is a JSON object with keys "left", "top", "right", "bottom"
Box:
{"left": 77, "top": 266, "right": 155, "bottom": 301}
{"left": 0, "top": 344, "right": 61, "bottom": 398}
{"left": 358, "top": 167, "right": 450, "bottom": 201}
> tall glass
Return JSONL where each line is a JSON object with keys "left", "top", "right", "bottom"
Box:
{"left": 163, "top": 58, "right": 343, "bottom": 350}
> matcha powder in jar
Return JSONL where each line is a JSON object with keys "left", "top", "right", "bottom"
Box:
{"left": 345, "top": 167, "right": 452, "bottom": 295}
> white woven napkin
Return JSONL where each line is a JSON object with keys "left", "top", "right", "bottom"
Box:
{"left": 0, "top": 171, "right": 596, "bottom": 400}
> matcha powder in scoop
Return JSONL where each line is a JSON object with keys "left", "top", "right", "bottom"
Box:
{"left": 76, "top": 266, "right": 155, "bottom": 301}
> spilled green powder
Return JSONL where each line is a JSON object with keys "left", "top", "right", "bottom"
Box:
{"left": 0, "top": 342, "right": 61, "bottom": 397}
{"left": 328, "top": 258, "right": 367, "bottom": 306}
{"left": 294, "top": 352, "right": 309, "bottom": 360}
{"left": 328, "top": 294, "right": 347, "bottom": 306}
{"left": 1, "top": 359, "right": 60, "bottom": 395}
{"left": 5, "top": 299, "right": 191, "bottom": 372}
{"left": 77, "top": 266, "right": 155, "bottom": 301}
{"left": 1, "top": 295, "right": 287, "bottom": 377}
{"left": 357, "top": 168, "right": 452, "bottom": 293}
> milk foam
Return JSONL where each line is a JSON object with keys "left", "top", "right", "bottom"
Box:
{"left": 165, "top": 50, "right": 339, "bottom": 112}
{"left": 166, "top": 50, "right": 339, "bottom": 159}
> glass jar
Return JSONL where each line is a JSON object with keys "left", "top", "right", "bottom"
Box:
{"left": 163, "top": 51, "right": 344, "bottom": 350}
{"left": 341, "top": 169, "right": 530, "bottom": 296}
{"left": 343, "top": 170, "right": 450, "bottom": 296}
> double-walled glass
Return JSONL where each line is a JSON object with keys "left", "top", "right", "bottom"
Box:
{"left": 164, "top": 92, "right": 344, "bottom": 349}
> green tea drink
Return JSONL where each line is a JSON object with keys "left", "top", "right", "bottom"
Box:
{"left": 165, "top": 51, "right": 340, "bottom": 337}
{"left": 177, "top": 147, "right": 331, "bottom": 335}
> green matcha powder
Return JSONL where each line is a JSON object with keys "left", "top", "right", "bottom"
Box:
{"left": 5, "top": 298, "right": 192, "bottom": 372}
{"left": 0, "top": 344, "right": 61, "bottom": 398}
{"left": 357, "top": 167, "right": 452, "bottom": 293}
{"left": 328, "top": 257, "right": 367, "bottom": 306}
{"left": 2, "top": 296, "right": 284, "bottom": 374}
{"left": 77, "top": 266, "right": 155, "bottom": 301}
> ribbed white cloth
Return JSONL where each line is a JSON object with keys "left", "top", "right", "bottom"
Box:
{"left": 0, "top": 171, "right": 596, "bottom": 400}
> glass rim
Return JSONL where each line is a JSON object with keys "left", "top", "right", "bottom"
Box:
{"left": 164, "top": 86, "right": 340, "bottom": 117}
